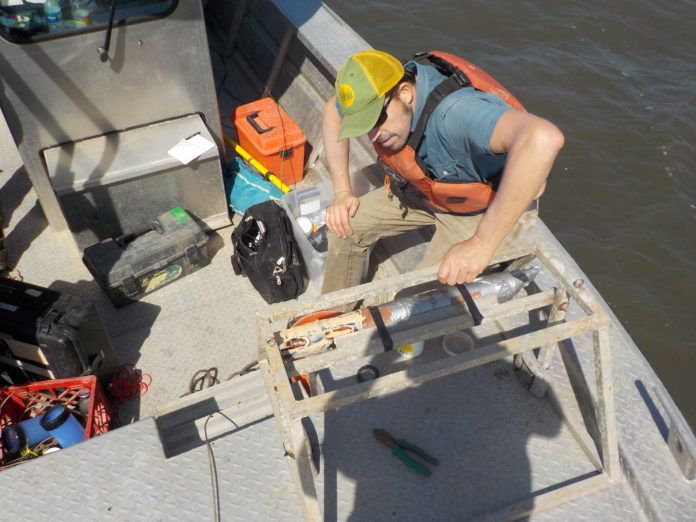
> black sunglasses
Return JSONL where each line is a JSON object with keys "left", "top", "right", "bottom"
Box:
{"left": 372, "top": 88, "right": 397, "bottom": 129}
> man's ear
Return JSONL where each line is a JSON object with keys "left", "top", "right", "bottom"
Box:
{"left": 397, "top": 82, "right": 415, "bottom": 105}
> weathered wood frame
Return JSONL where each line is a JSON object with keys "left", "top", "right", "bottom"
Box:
{"left": 257, "top": 243, "right": 619, "bottom": 521}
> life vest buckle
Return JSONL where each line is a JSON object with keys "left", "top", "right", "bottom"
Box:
{"left": 451, "top": 68, "right": 470, "bottom": 87}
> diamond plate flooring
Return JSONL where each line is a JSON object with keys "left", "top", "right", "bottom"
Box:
{"left": 310, "top": 360, "right": 596, "bottom": 521}
{"left": 1, "top": 415, "right": 302, "bottom": 521}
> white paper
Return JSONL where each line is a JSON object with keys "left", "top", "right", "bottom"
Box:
{"left": 167, "top": 133, "right": 215, "bottom": 165}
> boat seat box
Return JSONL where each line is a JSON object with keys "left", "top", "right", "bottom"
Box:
{"left": 234, "top": 98, "right": 307, "bottom": 186}
{"left": 43, "top": 114, "right": 229, "bottom": 252}
{"left": 82, "top": 207, "right": 210, "bottom": 308}
{"left": 0, "top": 279, "right": 119, "bottom": 384}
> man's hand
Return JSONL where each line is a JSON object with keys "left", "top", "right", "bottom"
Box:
{"left": 437, "top": 236, "right": 495, "bottom": 285}
{"left": 325, "top": 192, "right": 360, "bottom": 238}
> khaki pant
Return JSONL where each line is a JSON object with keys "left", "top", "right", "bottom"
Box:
{"left": 321, "top": 186, "right": 484, "bottom": 294}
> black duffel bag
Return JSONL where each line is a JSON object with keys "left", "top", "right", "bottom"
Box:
{"left": 231, "top": 200, "right": 306, "bottom": 303}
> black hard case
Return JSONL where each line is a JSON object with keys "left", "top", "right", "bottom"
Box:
{"left": 82, "top": 207, "right": 210, "bottom": 308}
{"left": 0, "top": 278, "right": 120, "bottom": 384}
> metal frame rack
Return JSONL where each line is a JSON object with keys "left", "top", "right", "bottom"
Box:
{"left": 257, "top": 242, "right": 620, "bottom": 521}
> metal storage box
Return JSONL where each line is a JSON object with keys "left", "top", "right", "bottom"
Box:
{"left": 43, "top": 114, "right": 229, "bottom": 251}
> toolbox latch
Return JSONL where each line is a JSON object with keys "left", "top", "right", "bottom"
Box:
{"left": 122, "top": 276, "right": 139, "bottom": 297}
{"left": 185, "top": 245, "right": 201, "bottom": 265}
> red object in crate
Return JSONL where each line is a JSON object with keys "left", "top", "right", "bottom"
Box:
{"left": 234, "top": 97, "right": 307, "bottom": 186}
{"left": 0, "top": 375, "right": 113, "bottom": 449}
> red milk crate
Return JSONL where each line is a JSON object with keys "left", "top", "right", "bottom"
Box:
{"left": 234, "top": 97, "right": 307, "bottom": 186}
{"left": 0, "top": 375, "right": 113, "bottom": 461}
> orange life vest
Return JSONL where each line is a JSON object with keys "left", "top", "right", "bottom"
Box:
{"left": 375, "top": 51, "right": 525, "bottom": 214}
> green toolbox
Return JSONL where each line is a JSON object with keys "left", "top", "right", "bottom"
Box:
{"left": 82, "top": 207, "right": 210, "bottom": 308}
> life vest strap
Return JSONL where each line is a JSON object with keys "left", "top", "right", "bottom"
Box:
{"left": 408, "top": 75, "right": 465, "bottom": 151}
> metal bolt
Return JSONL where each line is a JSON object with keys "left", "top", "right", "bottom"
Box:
{"left": 573, "top": 279, "right": 585, "bottom": 289}
{"left": 557, "top": 301, "right": 570, "bottom": 312}
{"left": 138, "top": 40, "right": 143, "bottom": 46}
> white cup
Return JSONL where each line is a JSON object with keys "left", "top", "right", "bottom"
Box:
{"left": 397, "top": 340, "right": 424, "bottom": 358}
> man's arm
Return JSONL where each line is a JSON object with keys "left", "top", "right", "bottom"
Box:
{"left": 322, "top": 96, "right": 360, "bottom": 238}
{"left": 437, "top": 110, "right": 564, "bottom": 285}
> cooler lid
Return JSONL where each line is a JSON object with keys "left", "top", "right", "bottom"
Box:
{"left": 44, "top": 114, "right": 220, "bottom": 196}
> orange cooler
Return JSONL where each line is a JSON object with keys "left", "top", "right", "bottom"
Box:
{"left": 234, "top": 98, "right": 307, "bottom": 186}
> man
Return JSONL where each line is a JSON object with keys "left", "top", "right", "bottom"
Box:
{"left": 320, "top": 50, "right": 563, "bottom": 294}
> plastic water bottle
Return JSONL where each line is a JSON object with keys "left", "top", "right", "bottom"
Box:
{"left": 43, "top": 0, "right": 63, "bottom": 31}
{"left": 78, "top": 388, "right": 91, "bottom": 416}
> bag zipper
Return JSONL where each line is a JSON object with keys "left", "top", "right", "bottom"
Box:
{"left": 273, "top": 256, "right": 287, "bottom": 285}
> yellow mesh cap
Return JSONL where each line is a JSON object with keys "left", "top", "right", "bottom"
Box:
{"left": 353, "top": 50, "right": 404, "bottom": 96}
{"left": 335, "top": 50, "right": 404, "bottom": 140}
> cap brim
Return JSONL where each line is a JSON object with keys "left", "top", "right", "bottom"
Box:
{"left": 337, "top": 95, "right": 384, "bottom": 140}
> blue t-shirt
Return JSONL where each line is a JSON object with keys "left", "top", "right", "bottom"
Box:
{"left": 410, "top": 61, "right": 509, "bottom": 184}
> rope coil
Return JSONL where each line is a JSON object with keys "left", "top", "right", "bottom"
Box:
{"left": 108, "top": 364, "right": 151, "bottom": 405}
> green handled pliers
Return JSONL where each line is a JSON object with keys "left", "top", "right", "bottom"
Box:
{"left": 374, "top": 429, "right": 439, "bottom": 477}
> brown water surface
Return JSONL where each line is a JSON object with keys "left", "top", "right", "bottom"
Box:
{"left": 325, "top": 0, "right": 696, "bottom": 428}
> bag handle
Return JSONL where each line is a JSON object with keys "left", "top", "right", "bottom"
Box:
{"left": 114, "top": 219, "right": 163, "bottom": 248}
{"left": 230, "top": 253, "right": 243, "bottom": 276}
